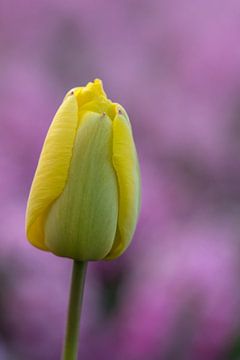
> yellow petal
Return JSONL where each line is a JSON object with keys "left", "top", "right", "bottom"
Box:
{"left": 25, "top": 94, "right": 79, "bottom": 250}
{"left": 106, "top": 108, "right": 141, "bottom": 259}
{"left": 75, "top": 79, "right": 116, "bottom": 121}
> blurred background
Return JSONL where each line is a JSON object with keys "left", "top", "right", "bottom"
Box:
{"left": 1, "top": 0, "right": 240, "bottom": 359}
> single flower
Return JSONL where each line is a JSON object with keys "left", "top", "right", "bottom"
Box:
{"left": 25, "top": 79, "right": 141, "bottom": 260}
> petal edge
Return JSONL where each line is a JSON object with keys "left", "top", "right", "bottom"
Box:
{"left": 25, "top": 94, "right": 79, "bottom": 249}
{"left": 106, "top": 111, "right": 141, "bottom": 259}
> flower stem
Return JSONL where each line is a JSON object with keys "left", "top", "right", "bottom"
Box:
{"left": 62, "top": 260, "right": 87, "bottom": 360}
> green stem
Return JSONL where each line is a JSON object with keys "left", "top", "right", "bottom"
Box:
{"left": 62, "top": 260, "right": 87, "bottom": 360}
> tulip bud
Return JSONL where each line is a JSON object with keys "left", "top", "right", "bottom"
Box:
{"left": 25, "top": 79, "right": 141, "bottom": 260}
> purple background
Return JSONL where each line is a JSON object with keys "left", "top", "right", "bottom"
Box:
{"left": 1, "top": 1, "right": 240, "bottom": 359}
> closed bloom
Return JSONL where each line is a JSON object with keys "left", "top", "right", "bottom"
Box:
{"left": 25, "top": 79, "right": 141, "bottom": 260}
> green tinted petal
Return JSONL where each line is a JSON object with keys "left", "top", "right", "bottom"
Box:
{"left": 45, "top": 112, "right": 118, "bottom": 260}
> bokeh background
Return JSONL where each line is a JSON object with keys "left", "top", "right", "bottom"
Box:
{"left": 1, "top": 0, "right": 240, "bottom": 359}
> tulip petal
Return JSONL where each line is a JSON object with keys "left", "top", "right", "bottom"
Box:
{"left": 25, "top": 94, "right": 79, "bottom": 249}
{"left": 106, "top": 109, "right": 141, "bottom": 259}
{"left": 75, "top": 79, "right": 116, "bottom": 122}
{"left": 44, "top": 112, "right": 118, "bottom": 260}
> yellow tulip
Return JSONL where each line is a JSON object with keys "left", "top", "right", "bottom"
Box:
{"left": 25, "top": 79, "right": 141, "bottom": 260}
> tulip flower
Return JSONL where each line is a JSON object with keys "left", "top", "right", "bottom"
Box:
{"left": 25, "top": 79, "right": 141, "bottom": 261}
{"left": 25, "top": 79, "right": 141, "bottom": 360}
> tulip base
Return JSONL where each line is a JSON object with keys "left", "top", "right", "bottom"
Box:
{"left": 62, "top": 260, "right": 87, "bottom": 360}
